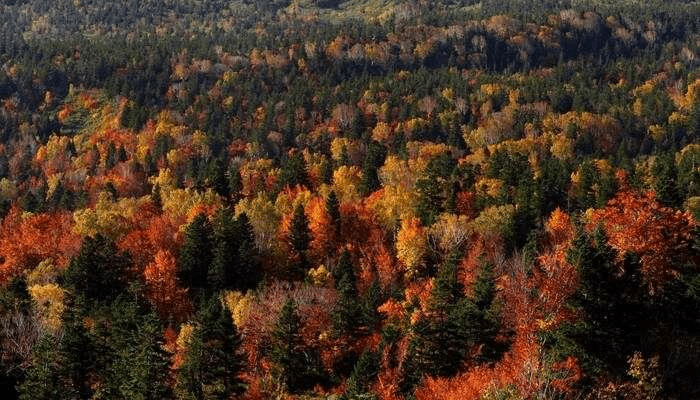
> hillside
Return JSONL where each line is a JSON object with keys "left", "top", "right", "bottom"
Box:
{"left": 0, "top": 1, "right": 698, "bottom": 399}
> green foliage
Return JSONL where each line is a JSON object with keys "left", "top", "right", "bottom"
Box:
{"left": 270, "top": 298, "right": 323, "bottom": 393}
{"left": 415, "top": 152, "right": 457, "bottom": 225}
{"left": 175, "top": 296, "right": 247, "bottom": 400}
{"left": 343, "top": 349, "right": 380, "bottom": 400}
{"left": 63, "top": 235, "right": 130, "bottom": 307}
{"left": 326, "top": 190, "right": 341, "bottom": 236}
{"left": 179, "top": 213, "right": 214, "bottom": 289}
{"left": 18, "top": 335, "right": 76, "bottom": 400}
{"left": 287, "top": 204, "right": 311, "bottom": 280}
{"left": 332, "top": 250, "right": 361, "bottom": 335}
{"left": 277, "top": 151, "right": 310, "bottom": 191}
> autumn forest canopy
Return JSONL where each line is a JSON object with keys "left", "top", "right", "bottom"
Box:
{"left": 0, "top": 0, "right": 699, "bottom": 399}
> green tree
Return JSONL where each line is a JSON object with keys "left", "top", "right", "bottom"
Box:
{"left": 287, "top": 204, "right": 311, "bottom": 280}
{"left": 652, "top": 151, "right": 680, "bottom": 207}
{"left": 270, "top": 299, "right": 305, "bottom": 391}
{"left": 326, "top": 190, "right": 341, "bottom": 237}
{"left": 276, "top": 151, "right": 309, "bottom": 190}
{"left": 332, "top": 250, "right": 361, "bottom": 335}
{"left": 100, "top": 297, "right": 171, "bottom": 400}
{"left": 343, "top": 349, "right": 380, "bottom": 400}
{"left": 63, "top": 235, "right": 130, "bottom": 306}
{"left": 176, "top": 296, "right": 247, "bottom": 400}
{"left": 179, "top": 213, "right": 213, "bottom": 289}
{"left": 18, "top": 335, "right": 76, "bottom": 400}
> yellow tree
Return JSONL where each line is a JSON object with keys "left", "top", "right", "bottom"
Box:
{"left": 396, "top": 217, "right": 428, "bottom": 281}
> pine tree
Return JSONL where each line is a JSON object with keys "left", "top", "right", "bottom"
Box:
{"left": 270, "top": 298, "right": 307, "bottom": 392}
{"left": 287, "top": 204, "right": 311, "bottom": 280}
{"left": 344, "top": 349, "right": 380, "bottom": 399}
{"left": 232, "top": 213, "right": 262, "bottom": 290}
{"left": 63, "top": 235, "right": 130, "bottom": 306}
{"left": 100, "top": 298, "right": 171, "bottom": 400}
{"left": 332, "top": 251, "right": 361, "bottom": 335}
{"left": 176, "top": 296, "right": 247, "bottom": 399}
{"left": 277, "top": 151, "right": 309, "bottom": 190}
{"left": 179, "top": 213, "right": 213, "bottom": 289}
{"left": 18, "top": 335, "right": 75, "bottom": 400}
{"left": 651, "top": 151, "right": 680, "bottom": 207}
{"left": 326, "top": 190, "right": 341, "bottom": 237}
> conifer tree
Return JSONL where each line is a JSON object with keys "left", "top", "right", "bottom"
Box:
{"left": 326, "top": 190, "right": 341, "bottom": 237}
{"left": 176, "top": 296, "right": 247, "bottom": 399}
{"left": 343, "top": 349, "right": 380, "bottom": 399}
{"left": 179, "top": 213, "right": 213, "bottom": 289}
{"left": 287, "top": 204, "right": 311, "bottom": 280}
{"left": 651, "top": 151, "right": 680, "bottom": 207}
{"left": 18, "top": 335, "right": 75, "bottom": 400}
{"left": 270, "top": 298, "right": 307, "bottom": 392}
{"left": 332, "top": 250, "right": 361, "bottom": 335}
{"left": 63, "top": 234, "right": 130, "bottom": 307}
{"left": 100, "top": 298, "right": 171, "bottom": 400}
{"left": 277, "top": 151, "right": 309, "bottom": 190}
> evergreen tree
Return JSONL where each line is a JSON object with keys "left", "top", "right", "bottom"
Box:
{"left": 208, "top": 209, "right": 262, "bottom": 291}
{"left": 277, "top": 151, "right": 309, "bottom": 190}
{"left": 287, "top": 204, "right": 311, "bottom": 280}
{"left": 343, "top": 349, "right": 380, "bottom": 400}
{"left": 325, "top": 190, "right": 341, "bottom": 237}
{"left": 651, "top": 151, "right": 680, "bottom": 207}
{"left": 63, "top": 235, "right": 130, "bottom": 307}
{"left": 270, "top": 299, "right": 308, "bottom": 393}
{"left": 332, "top": 250, "right": 361, "bottom": 335}
{"left": 176, "top": 296, "right": 247, "bottom": 399}
{"left": 234, "top": 213, "right": 262, "bottom": 290}
{"left": 59, "top": 310, "right": 97, "bottom": 400}
{"left": 415, "top": 152, "right": 456, "bottom": 225}
{"left": 18, "top": 335, "right": 76, "bottom": 400}
{"left": 207, "top": 157, "right": 230, "bottom": 198}
{"left": 179, "top": 213, "right": 213, "bottom": 289}
{"left": 100, "top": 297, "right": 171, "bottom": 400}
{"left": 359, "top": 141, "right": 386, "bottom": 196}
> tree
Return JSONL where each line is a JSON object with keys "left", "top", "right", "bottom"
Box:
{"left": 270, "top": 298, "right": 308, "bottom": 393}
{"left": 343, "top": 349, "right": 380, "bottom": 399}
{"left": 415, "top": 152, "right": 456, "bottom": 225}
{"left": 332, "top": 249, "right": 361, "bottom": 335}
{"left": 208, "top": 209, "right": 261, "bottom": 291}
{"left": 100, "top": 298, "right": 172, "bottom": 400}
{"left": 286, "top": 204, "right": 311, "bottom": 280}
{"left": 63, "top": 235, "right": 130, "bottom": 307}
{"left": 176, "top": 296, "right": 247, "bottom": 399}
{"left": 325, "top": 190, "right": 341, "bottom": 237}
{"left": 276, "top": 151, "right": 309, "bottom": 190}
{"left": 179, "top": 213, "right": 213, "bottom": 289}
{"left": 18, "top": 335, "right": 75, "bottom": 400}
{"left": 396, "top": 217, "right": 428, "bottom": 280}
{"left": 651, "top": 151, "right": 680, "bottom": 207}
{"left": 143, "top": 250, "right": 191, "bottom": 321}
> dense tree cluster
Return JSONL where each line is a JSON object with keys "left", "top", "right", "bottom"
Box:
{"left": 0, "top": 0, "right": 698, "bottom": 399}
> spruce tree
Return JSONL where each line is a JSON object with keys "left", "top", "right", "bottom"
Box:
{"left": 270, "top": 298, "right": 306, "bottom": 392}
{"left": 63, "top": 235, "right": 130, "bottom": 307}
{"left": 651, "top": 151, "right": 680, "bottom": 207}
{"left": 100, "top": 298, "right": 171, "bottom": 400}
{"left": 176, "top": 296, "right": 247, "bottom": 399}
{"left": 18, "top": 335, "right": 75, "bottom": 400}
{"left": 179, "top": 213, "right": 213, "bottom": 289}
{"left": 326, "top": 190, "right": 341, "bottom": 237}
{"left": 287, "top": 204, "right": 311, "bottom": 280}
{"left": 343, "top": 349, "right": 380, "bottom": 400}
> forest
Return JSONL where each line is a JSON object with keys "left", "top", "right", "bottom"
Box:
{"left": 0, "top": 0, "right": 699, "bottom": 399}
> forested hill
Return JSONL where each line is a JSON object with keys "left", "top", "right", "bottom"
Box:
{"left": 0, "top": 1, "right": 699, "bottom": 399}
